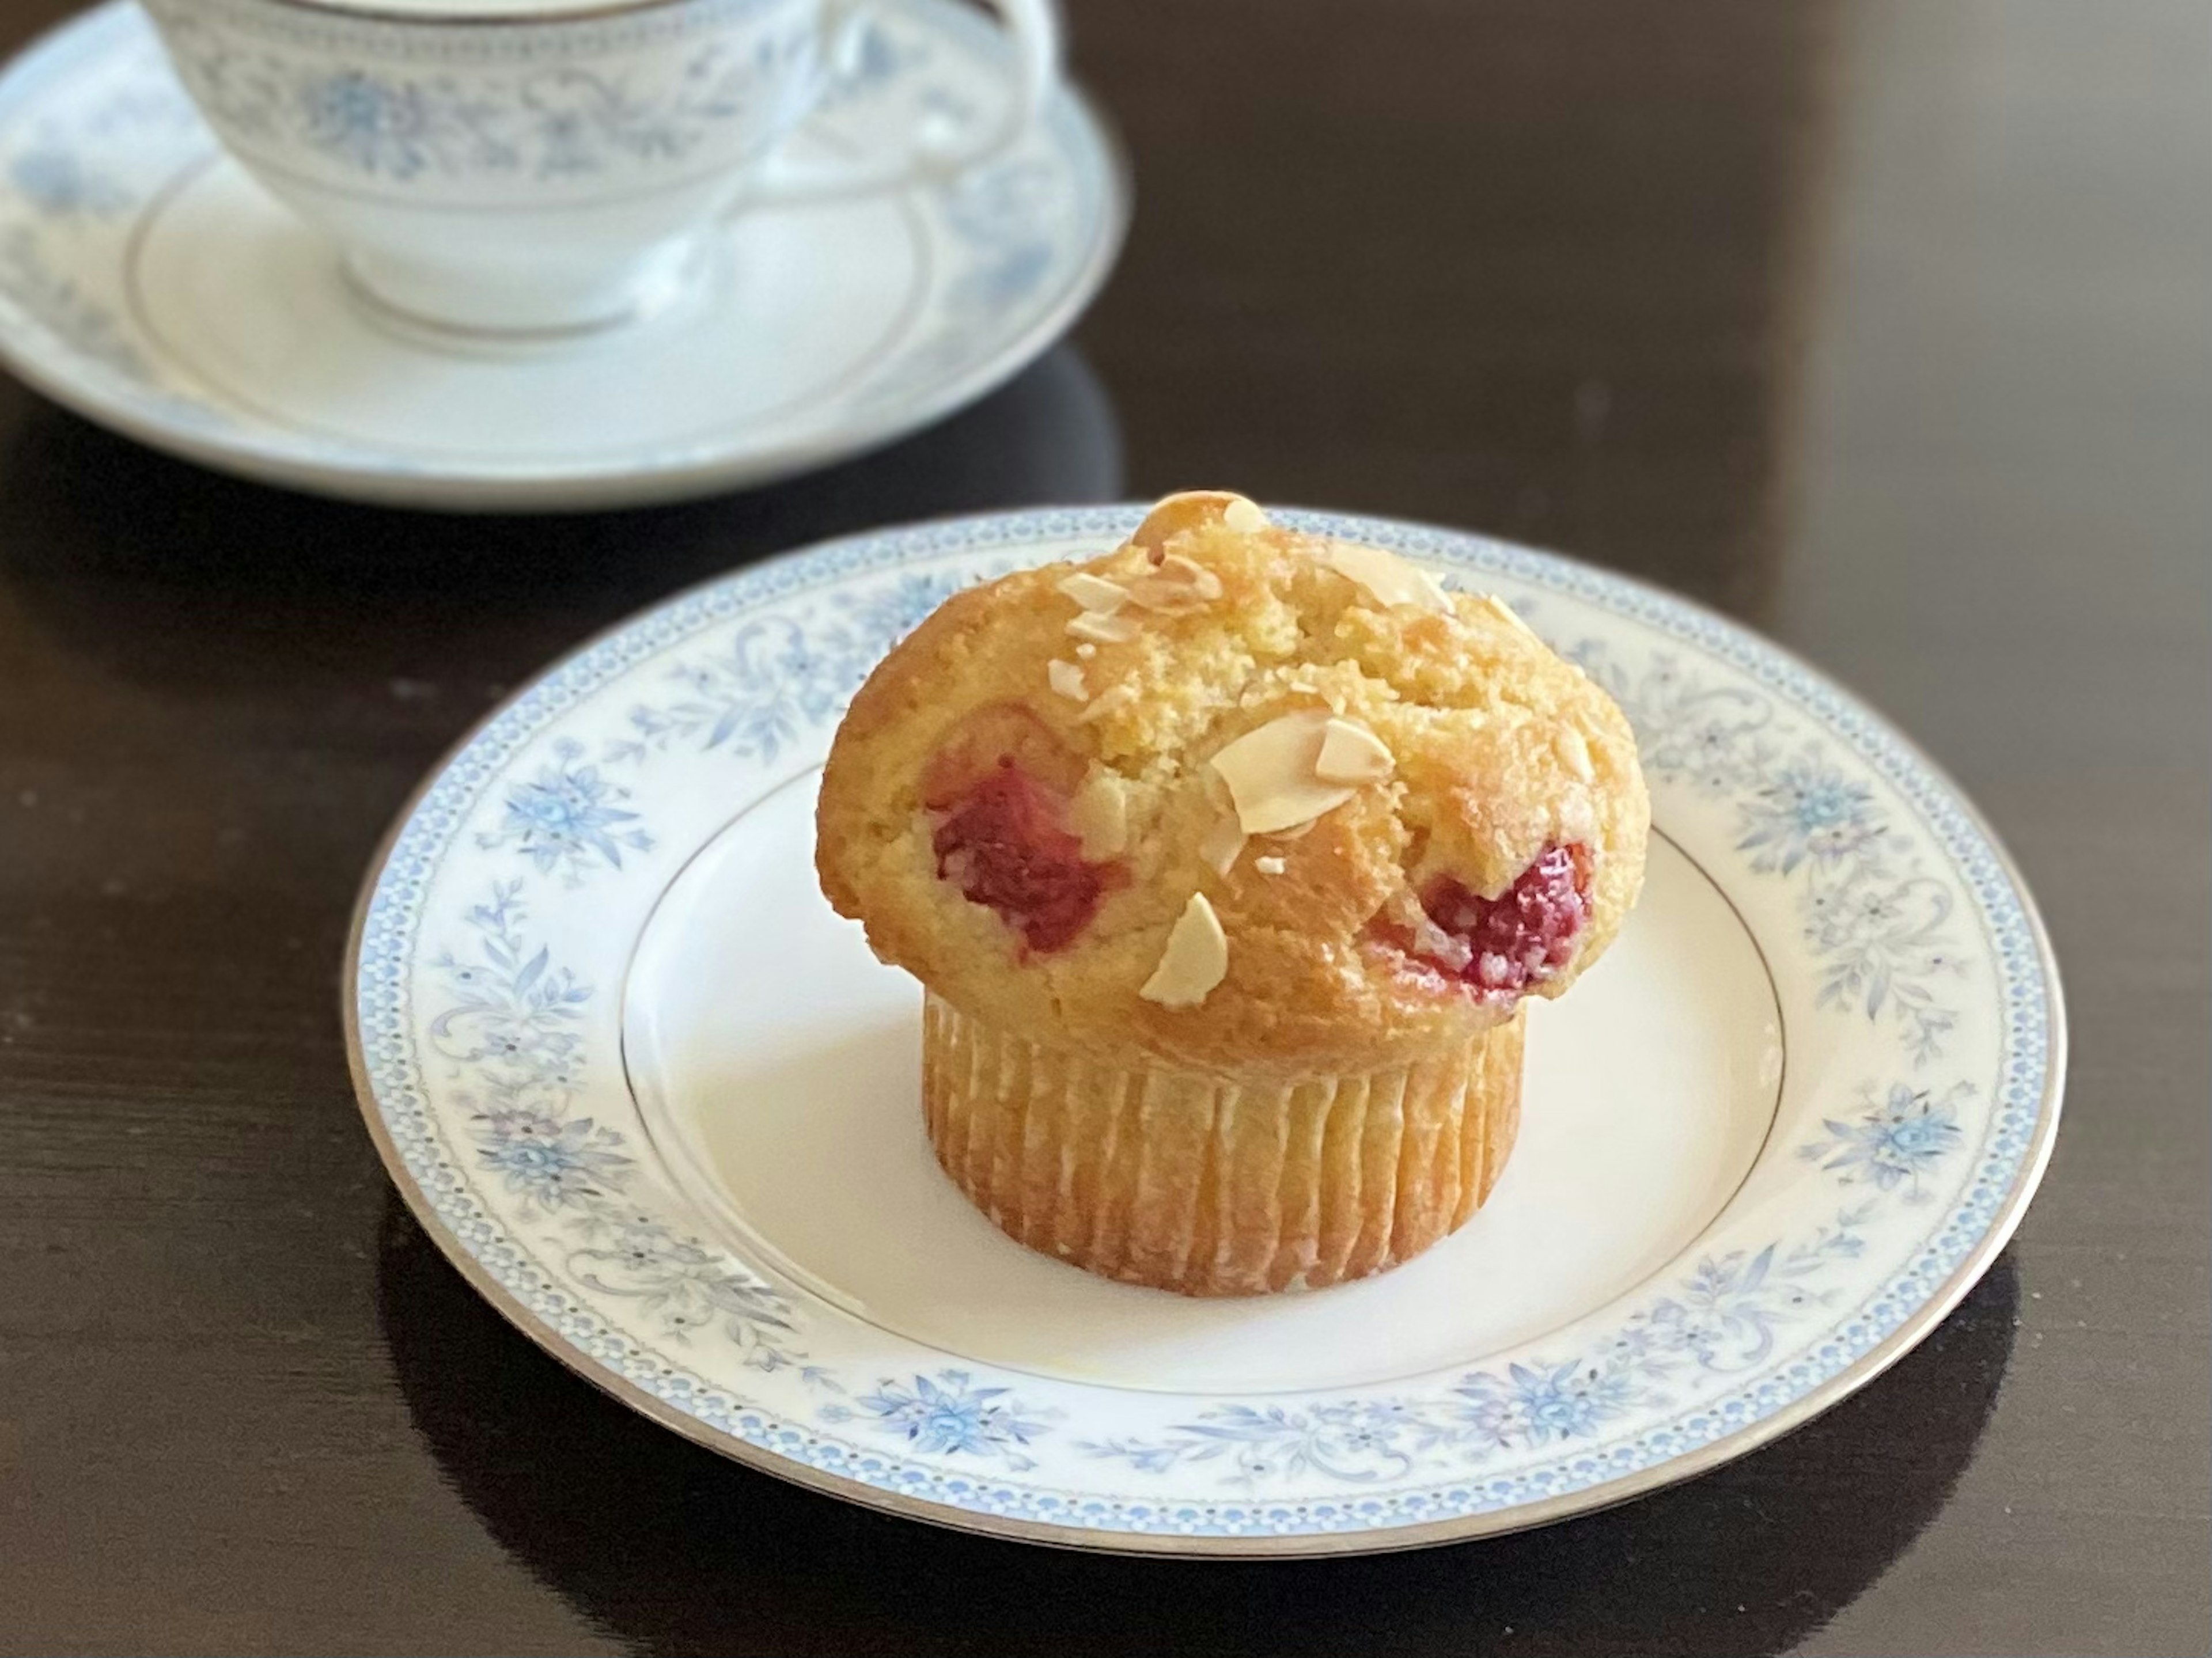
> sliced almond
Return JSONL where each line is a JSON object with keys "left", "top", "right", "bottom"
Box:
{"left": 1221, "top": 495, "right": 1269, "bottom": 534}
{"left": 1264, "top": 818, "right": 1319, "bottom": 841}
{"left": 1555, "top": 724, "right": 1595, "bottom": 781}
{"left": 1076, "top": 682, "right": 1138, "bottom": 725}
{"left": 1208, "top": 709, "right": 1355, "bottom": 835}
{"left": 1315, "top": 718, "right": 1395, "bottom": 785}
{"left": 1139, "top": 892, "right": 1229, "bottom": 1008}
{"left": 1074, "top": 642, "right": 1098, "bottom": 660}
{"left": 1320, "top": 541, "right": 1451, "bottom": 613}
{"left": 1058, "top": 572, "right": 1131, "bottom": 613}
{"left": 1198, "top": 816, "right": 1246, "bottom": 877}
{"left": 1483, "top": 592, "right": 1539, "bottom": 638}
{"left": 1127, "top": 553, "right": 1226, "bottom": 614}
{"left": 1067, "top": 610, "right": 1141, "bottom": 646}
{"left": 1254, "top": 855, "right": 1286, "bottom": 876}
{"left": 1068, "top": 769, "right": 1131, "bottom": 859}
{"left": 1130, "top": 491, "right": 1263, "bottom": 554}
{"left": 1047, "top": 660, "right": 1088, "bottom": 702}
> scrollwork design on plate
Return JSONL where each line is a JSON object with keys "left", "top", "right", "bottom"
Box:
{"left": 607, "top": 567, "right": 981, "bottom": 767}
{"left": 0, "top": 222, "right": 141, "bottom": 375}
{"left": 1573, "top": 643, "right": 1967, "bottom": 1062}
{"left": 564, "top": 1204, "right": 803, "bottom": 1368}
{"left": 1074, "top": 1205, "right": 1876, "bottom": 1490}
{"left": 430, "top": 881, "right": 804, "bottom": 1363}
{"left": 858, "top": 157, "right": 1065, "bottom": 411}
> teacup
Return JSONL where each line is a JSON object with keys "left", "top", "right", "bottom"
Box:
{"left": 139, "top": 0, "right": 1061, "bottom": 337}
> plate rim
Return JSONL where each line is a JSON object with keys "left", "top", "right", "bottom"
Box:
{"left": 340, "top": 503, "right": 2067, "bottom": 1557}
{"left": 0, "top": 0, "right": 1133, "bottom": 513}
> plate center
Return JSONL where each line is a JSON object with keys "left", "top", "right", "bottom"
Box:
{"left": 623, "top": 770, "right": 1783, "bottom": 1394}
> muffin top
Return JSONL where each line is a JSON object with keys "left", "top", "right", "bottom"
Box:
{"left": 816, "top": 492, "right": 1649, "bottom": 1075}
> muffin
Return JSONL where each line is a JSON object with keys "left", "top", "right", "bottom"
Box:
{"left": 816, "top": 492, "right": 1648, "bottom": 1296}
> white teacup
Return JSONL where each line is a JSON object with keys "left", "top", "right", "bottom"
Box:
{"left": 139, "top": 0, "right": 1061, "bottom": 336}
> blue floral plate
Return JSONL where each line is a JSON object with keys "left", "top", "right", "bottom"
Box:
{"left": 345, "top": 507, "right": 2063, "bottom": 1554}
{"left": 0, "top": 2, "right": 1125, "bottom": 509}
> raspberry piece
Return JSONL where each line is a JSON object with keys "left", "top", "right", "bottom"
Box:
{"left": 931, "top": 760, "right": 1120, "bottom": 954}
{"left": 1411, "top": 843, "right": 1593, "bottom": 1003}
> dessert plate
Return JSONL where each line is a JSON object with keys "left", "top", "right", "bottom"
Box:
{"left": 0, "top": 1, "right": 1126, "bottom": 510}
{"left": 346, "top": 506, "right": 2063, "bottom": 1554}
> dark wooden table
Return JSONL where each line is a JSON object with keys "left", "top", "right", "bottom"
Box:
{"left": 2, "top": 1, "right": 2206, "bottom": 1653}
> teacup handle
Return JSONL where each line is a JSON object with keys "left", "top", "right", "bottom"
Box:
{"left": 749, "top": 0, "right": 1063, "bottom": 204}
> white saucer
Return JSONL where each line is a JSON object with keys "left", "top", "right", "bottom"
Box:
{"left": 346, "top": 507, "right": 2063, "bottom": 1554}
{"left": 0, "top": 2, "right": 1127, "bottom": 510}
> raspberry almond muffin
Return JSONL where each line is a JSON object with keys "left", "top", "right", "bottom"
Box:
{"left": 817, "top": 493, "right": 1648, "bottom": 1296}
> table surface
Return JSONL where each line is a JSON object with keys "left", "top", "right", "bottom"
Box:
{"left": 2, "top": 1, "right": 2207, "bottom": 1653}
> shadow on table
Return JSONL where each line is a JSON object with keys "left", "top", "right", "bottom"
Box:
{"left": 0, "top": 343, "right": 1123, "bottom": 692}
{"left": 377, "top": 1192, "right": 2020, "bottom": 1658}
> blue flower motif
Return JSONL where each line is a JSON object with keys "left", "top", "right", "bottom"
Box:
{"left": 1737, "top": 755, "right": 1884, "bottom": 874}
{"left": 1080, "top": 1201, "right": 1881, "bottom": 1490}
{"left": 833, "top": 1369, "right": 1056, "bottom": 1470}
{"left": 161, "top": 25, "right": 832, "bottom": 186}
{"left": 1576, "top": 644, "right": 1963, "bottom": 1061}
{"left": 479, "top": 739, "right": 652, "bottom": 883}
{"left": 9, "top": 148, "right": 128, "bottom": 218}
{"left": 1801, "top": 1083, "right": 1969, "bottom": 1200}
{"left": 1455, "top": 1360, "right": 1642, "bottom": 1447}
{"left": 475, "top": 1105, "right": 630, "bottom": 1208}
{"left": 430, "top": 882, "right": 625, "bottom": 1211}
{"left": 299, "top": 71, "right": 435, "bottom": 177}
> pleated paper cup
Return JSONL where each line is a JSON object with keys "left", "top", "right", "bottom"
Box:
{"left": 920, "top": 992, "right": 1525, "bottom": 1297}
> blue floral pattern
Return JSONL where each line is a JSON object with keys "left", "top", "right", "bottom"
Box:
{"left": 826, "top": 1370, "right": 1059, "bottom": 1472}
{"left": 564, "top": 1204, "right": 801, "bottom": 1367}
{"left": 0, "top": 223, "right": 142, "bottom": 377}
{"left": 8, "top": 145, "right": 130, "bottom": 217}
{"left": 350, "top": 506, "right": 2059, "bottom": 1545}
{"left": 478, "top": 738, "right": 653, "bottom": 883}
{"left": 1078, "top": 1209, "right": 1872, "bottom": 1489}
{"left": 149, "top": 2, "right": 821, "bottom": 186}
{"left": 0, "top": 3, "right": 1115, "bottom": 498}
{"left": 427, "top": 881, "right": 803, "bottom": 1361}
{"left": 861, "top": 157, "right": 1066, "bottom": 410}
{"left": 1800, "top": 1082, "right": 1971, "bottom": 1202}
{"left": 609, "top": 568, "right": 976, "bottom": 767}
{"left": 432, "top": 880, "right": 618, "bottom": 1210}
{"left": 1574, "top": 648, "right": 1965, "bottom": 1062}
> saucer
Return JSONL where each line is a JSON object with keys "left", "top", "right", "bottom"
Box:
{"left": 0, "top": 2, "right": 1127, "bottom": 510}
{"left": 345, "top": 506, "right": 2063, "bottom": 1553}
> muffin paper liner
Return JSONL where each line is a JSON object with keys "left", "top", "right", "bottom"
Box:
{"left": 921, "top": 993, "right": 1525, "bottom": 1296}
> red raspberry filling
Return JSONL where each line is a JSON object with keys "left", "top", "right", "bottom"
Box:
{"left": 930, "top": 760, "right": 1121, "bottom": 954}
{"left": 1402, "top": 843, "right": 1594, "bottom": 1003}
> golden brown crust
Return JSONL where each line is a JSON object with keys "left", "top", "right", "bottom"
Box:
{"left": 817, "top": 495, "right": 1649, "bottom": 1076}
{"left": 920, "top": 992, "right": 1525, "bottom": 1296}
